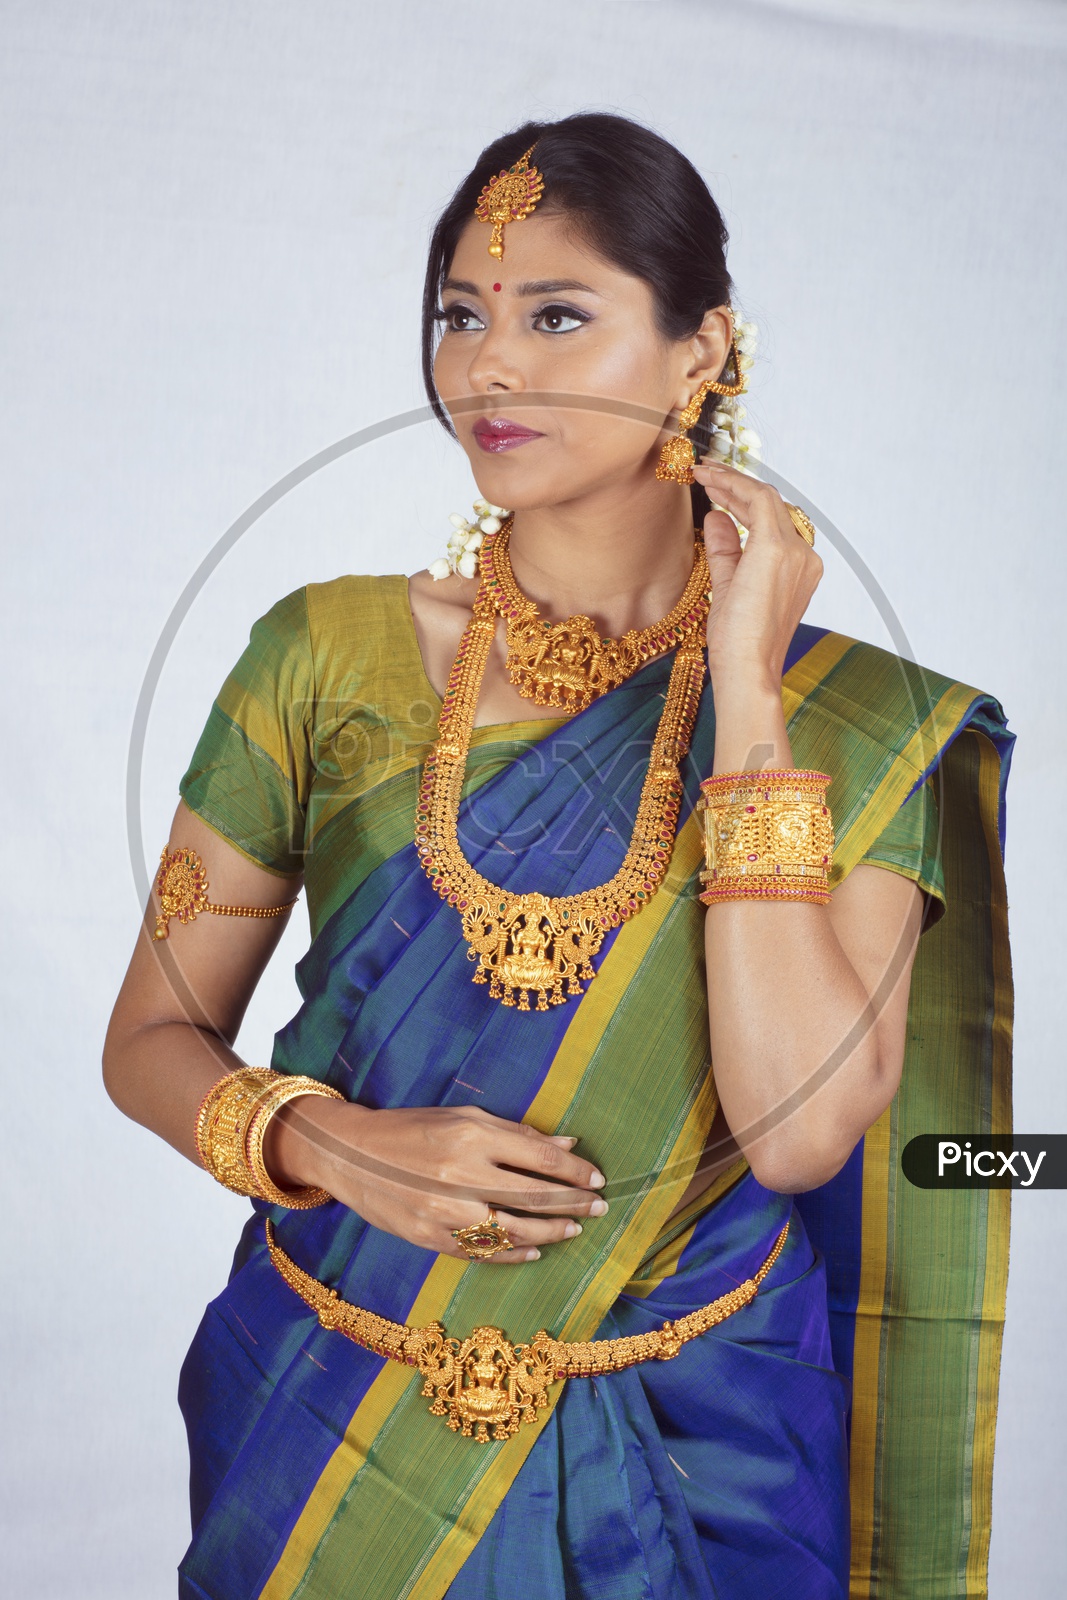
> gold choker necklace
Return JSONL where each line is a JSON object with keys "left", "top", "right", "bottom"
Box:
{"left": 481, "top": 519, "right": 710, "bottom": 713}
{"left": 415, "top": 533, "right": 709, "bottom": 1010}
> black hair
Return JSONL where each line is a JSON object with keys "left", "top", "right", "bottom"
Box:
{"left": 421, "top": 111, "right": 734, "bottom": 524}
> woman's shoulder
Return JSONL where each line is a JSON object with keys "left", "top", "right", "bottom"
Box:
{"left": 248, "top": 574, "right": 415, "bottom": 662}
{"left": 303, "top": 573, "right": 412, "bottom": 635}
{"left": 259, "top": 573, "right": 431, "bottom": 713}
{"left": 787, "top": 624, "right": 1010, "bottom": 815}
{"left": 789, "top": 624, "right": 999, "bottom": 725}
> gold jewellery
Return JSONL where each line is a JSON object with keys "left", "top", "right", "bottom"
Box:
{"left": 482, "top": 518, "right": 711, "bottom": 713}
{"left": 195, "top": 1066, "right": 343, "bottom": 1208}
{"left": 152, "top": 846, "right": 298, "bottom": 941}
{"left": 267, "top": 1216, "right": 789, "bottom": 1443}
{"left": 656, "top": 330, "right": 748, "bottom": 487}
{"left": 451, "top": 1211, "right": 516, "bottom": 1261}
{"left": 415, "top": 532, "right": 709, "bottom": 1010}
{"left": 698, "top": 770, "right": 834, "bottom": 905}
{"left": 474, "top": 145, "right": 545, "bottom": 260}
{"left": 784, "top": 504, "right": 816, "bottom": 546}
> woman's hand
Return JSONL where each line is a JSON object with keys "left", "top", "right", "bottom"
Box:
{"left": 266, "top": 1097, "right": 608, "bottom": 1265}
{"left": 693, "top": 462, "right": 823, "bottom": 691}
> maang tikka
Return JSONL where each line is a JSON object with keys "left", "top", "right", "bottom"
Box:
{"left": 475, "top": 145, "right": 545, "bottom": 259}
{"left": 656, "top": 327, "right": 747, "bottom": 486}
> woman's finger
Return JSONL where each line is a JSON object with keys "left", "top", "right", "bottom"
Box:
{"left": 694, "top": 463, "right": 791, "bottom": 538}
{"left": 482, "top": 1207, "right": 585, "bottom": 1262}
{"left": 482, "top": 1171, "right": 611, "bottom": 1217}
{"left": 492, "top": 1125, "right": 606, "bottom": 1193}
{"left": 701, "top": 507, "right": 743, "bottom": 562}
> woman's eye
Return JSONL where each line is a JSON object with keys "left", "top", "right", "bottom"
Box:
{"left": 533, "top": 304, "right": 588, "bottom": 334}
{"left": 438, "top": 304, "right": 485, "bottom": 333}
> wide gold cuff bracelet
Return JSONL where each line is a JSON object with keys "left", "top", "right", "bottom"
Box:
{"left": 697, "top": 769, "right": 834, "bottom": 906}
{"left": 195, "top": 1068, "right": 343, "bottom": 1209}
{"left": 266, "top": 1216, "right": 789, "bottom": 1443}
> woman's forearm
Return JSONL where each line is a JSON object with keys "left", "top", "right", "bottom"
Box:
{"left": 103, "top": 1016, "right": 347, "bottom": 1193}
{"left": 703, "top": 678, "right": 891, "bottom": 1192}
{"left": 103, "top": 1017, "right": 247, "bottom": 1168}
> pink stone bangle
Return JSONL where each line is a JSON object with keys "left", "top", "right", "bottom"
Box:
{"left": 698, "top": 768, "right": 832, "bottom": 798}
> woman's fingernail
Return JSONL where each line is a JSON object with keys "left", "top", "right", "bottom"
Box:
{"left": 589, "top": 1170, "right": 606, "bottom": 1188}
{"left": 551, "top": 1135, "right": 578, "bottom": 1147}
{"left": 564, "top": 1221, "right": 583, "bottom": 1238}
{"left": 590, "top": 1199, "right": 609, "bottom": 1217}
{"left": 526, "top": 1248, "right": 541, "bottom": 1261}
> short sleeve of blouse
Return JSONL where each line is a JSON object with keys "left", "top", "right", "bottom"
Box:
{"left": 178, "top": 587, "right": 314, "bottom": 877}
{"left": 859, "top": 774, "right": 945, "bottom": 921}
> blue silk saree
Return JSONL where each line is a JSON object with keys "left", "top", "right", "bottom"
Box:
{"left": 176, "top": 577, "right": 1013, "bottom": 1599}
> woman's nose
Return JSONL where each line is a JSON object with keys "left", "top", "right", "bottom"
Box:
{"left": 466, "top": 326, "right": 526, "bottom": 395}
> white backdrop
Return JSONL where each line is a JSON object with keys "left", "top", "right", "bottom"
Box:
{"left": 2, "top": 2, "right": 1065, "bottom": 1594}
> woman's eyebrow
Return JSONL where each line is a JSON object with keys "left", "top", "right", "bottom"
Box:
{"left": 514, "top": 278, "right": 601, "bottom": 297}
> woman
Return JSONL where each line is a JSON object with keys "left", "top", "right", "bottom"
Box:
{"left": 104, "top": 114, "right": 1012, "bottom": 1599}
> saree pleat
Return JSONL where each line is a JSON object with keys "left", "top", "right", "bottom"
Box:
{"left": 175, "top": 581, "right": 1012, "bottom": 1600}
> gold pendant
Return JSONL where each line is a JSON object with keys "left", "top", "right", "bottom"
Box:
{"left": 460, "top": 891, "right": 597, "bottom": 1010}
{"left": 418, "top": 1324, "right": 556, "bottom": 1442}
{"left": 502, "top": 616, "right": 639, "bottom": 713}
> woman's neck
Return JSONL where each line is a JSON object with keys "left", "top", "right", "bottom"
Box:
{"left": 508, "top": 481, "right": 699, "bottom": 638}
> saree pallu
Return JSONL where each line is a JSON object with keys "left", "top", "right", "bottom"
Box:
{"left": 177, "top": 581, "right": 1013, "bottom": 1600}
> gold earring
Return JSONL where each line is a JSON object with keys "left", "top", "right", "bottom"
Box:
{"left": 654, "top": 401, "right": 703, "bottom": 484}
{"left": 655, "top": 336, "right": 747, "bottom": 485}
{"left": 704, "top": 335, "right": 746, "bottom": 399}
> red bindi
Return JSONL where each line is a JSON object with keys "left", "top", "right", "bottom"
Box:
{"left": 493, "top": 282, "right": 502, "bottom": 292}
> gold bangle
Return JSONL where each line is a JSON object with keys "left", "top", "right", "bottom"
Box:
{"left": 194, "top": 1068, "right": 278, "bottom": 1196}
{"left": 245, "top": 1076, "right": 345, "bottom": 1209}
{"left": 697, "top": 769, "right": 833, "bottom": 905}
{"left": 152, "top": 846, "right": 299, "bottom": 941}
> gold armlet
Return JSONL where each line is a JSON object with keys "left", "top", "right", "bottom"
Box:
{"left": 194, "top": 1068, "right": 344, "bottom": 1208}
{"left": 152, "top": 846, "right": 299, "bottom": 940}
{"left": 697, "top": 769, "right": 834, "bottom": 906}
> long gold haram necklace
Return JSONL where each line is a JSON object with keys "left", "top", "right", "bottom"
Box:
{"left": 415, "top": 529, "right": 710, "bottom": 1010}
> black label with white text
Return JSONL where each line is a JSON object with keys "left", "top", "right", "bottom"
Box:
{"left": 901, "top": 1135, "right": 1067, "bottom": 1188}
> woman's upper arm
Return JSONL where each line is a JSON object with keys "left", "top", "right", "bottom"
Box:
{"left": 827, "top": 862, "right": 925, "bottom": 1093}
{"left": 108, "top": 800, "right": 304, "bottom": 1049}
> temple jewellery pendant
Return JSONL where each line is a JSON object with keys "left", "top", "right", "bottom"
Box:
{"left": 414, "top": 527, "right": 710, "bottom": 1011}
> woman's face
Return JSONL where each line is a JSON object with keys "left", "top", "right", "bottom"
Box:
{"left": 433, "top": 210, "right": 729, "bottom": 512}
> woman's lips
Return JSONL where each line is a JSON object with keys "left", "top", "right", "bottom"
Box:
{"left": 472, "top": 416, "right": 545, "bottom": 453}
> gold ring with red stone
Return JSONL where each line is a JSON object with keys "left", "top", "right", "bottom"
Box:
{"left": 451, "top": 1211, "right": 516, "bottom": 1260}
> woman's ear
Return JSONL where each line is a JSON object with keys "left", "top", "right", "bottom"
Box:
{"left": 685, "top": 304, "right": 733, "bottom": 390}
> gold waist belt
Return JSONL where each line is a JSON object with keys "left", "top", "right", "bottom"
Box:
{"left": 266, "top": 1217, "right": 790, "bottom": 1443}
